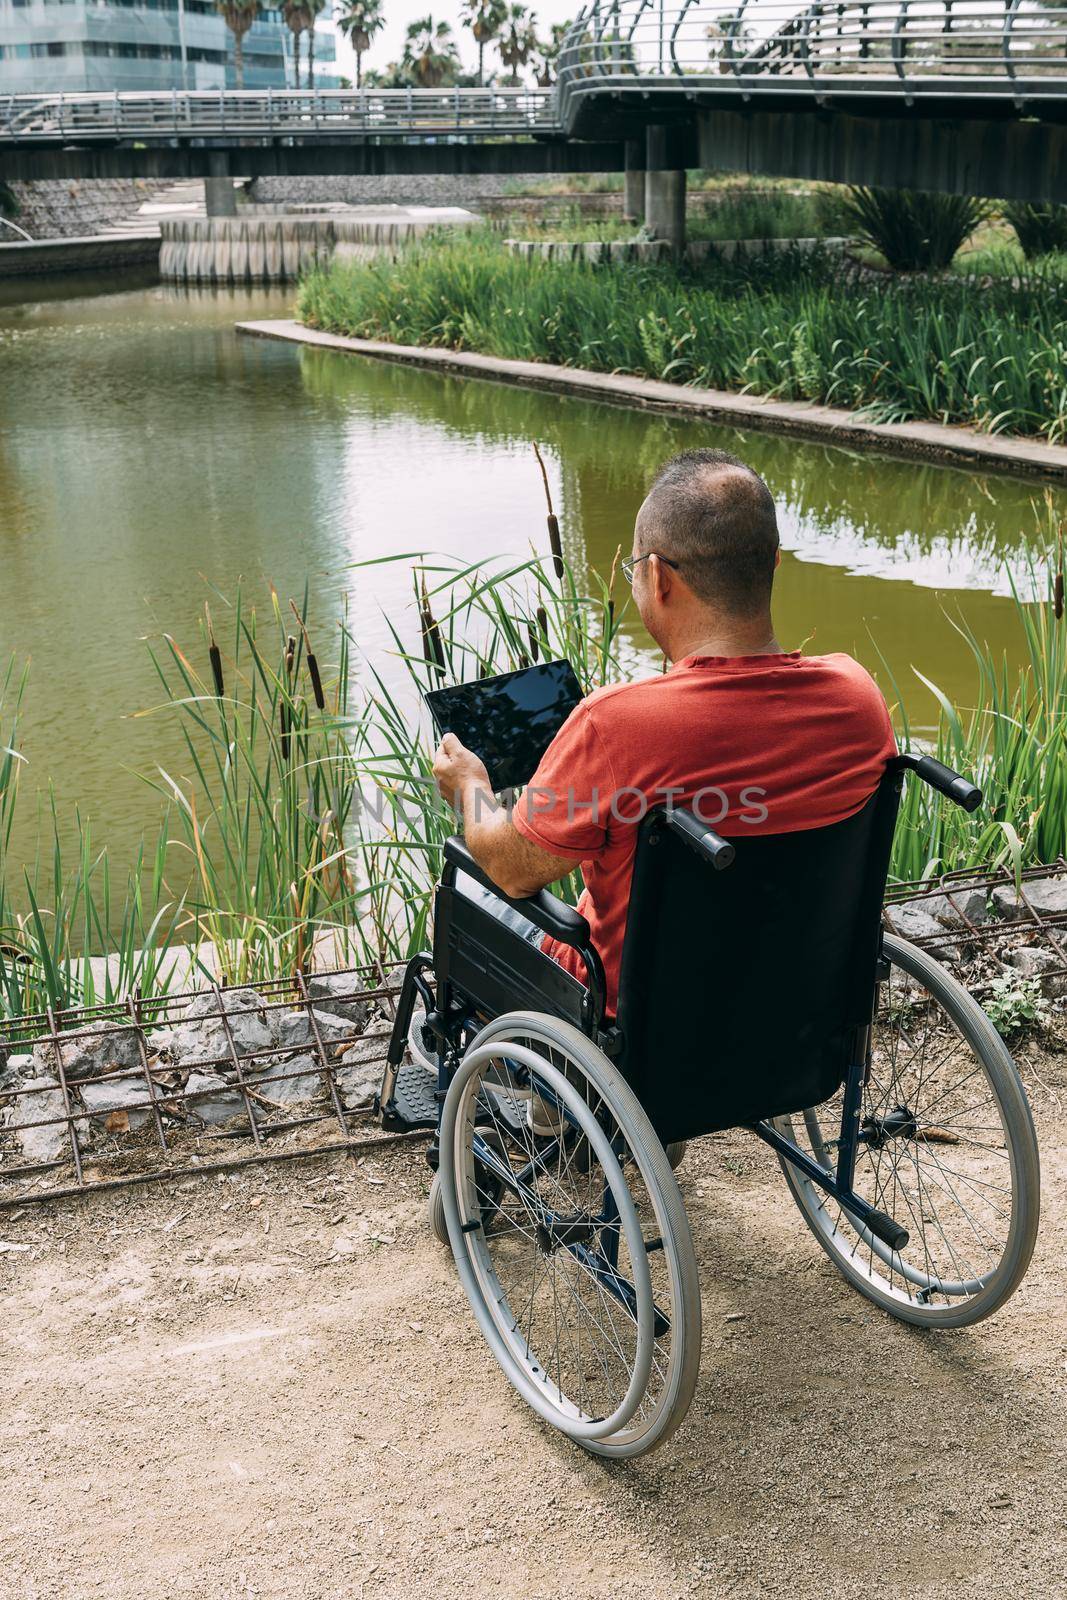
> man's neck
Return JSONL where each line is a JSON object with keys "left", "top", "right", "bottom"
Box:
{"left": 666, "top": 613, "right": 782, "bottom": 664}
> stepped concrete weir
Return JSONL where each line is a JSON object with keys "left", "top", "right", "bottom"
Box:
{"left": 159, "top": 205, "right": 476, "bottom": 284}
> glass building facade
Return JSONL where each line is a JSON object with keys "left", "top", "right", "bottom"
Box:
{"left": 0, "top": 0, "right": 338, "bottom": 93}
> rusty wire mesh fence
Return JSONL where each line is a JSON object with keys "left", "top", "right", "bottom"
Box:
{"left": 3, "top": 862, "right": 1066, "bottom": 1208}
{"left": 0, "top": 963, "right": 429, "bottom": 1209}
{"left": 883, "top": 859, "right": 1067, "bottom": 995}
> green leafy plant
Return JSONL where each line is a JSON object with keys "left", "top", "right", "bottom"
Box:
{"left": 1002, "top": 200, "right": 1067, "bottom": 260}
{"left": 837, "top": 187, "right": 988, "bottom": 272}
{"left": 983, "top": 975, "right": 1047, "bottom": 1039}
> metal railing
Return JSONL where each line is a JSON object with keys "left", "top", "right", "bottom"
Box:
{"left": 0, "top": 85, "right": 558, "bottom": 143}
{"left": 555, "top": 0, "right": 1067, "bottom": 108}
{"left": 2, "top": 3, "right": 1066, "bottom": 148}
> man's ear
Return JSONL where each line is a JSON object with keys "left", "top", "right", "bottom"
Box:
{"left": 774, "top": 547, "right": 782, "bottom": 570}
{"left": 651, "top": 553, "right": 674, "bottom": 602}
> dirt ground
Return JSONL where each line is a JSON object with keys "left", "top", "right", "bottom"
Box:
{"left": 2, "top": 1041, "right": 1066, "bottom": 1600}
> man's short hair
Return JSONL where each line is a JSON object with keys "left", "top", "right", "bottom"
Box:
{"left": 638, "top": 449, "right": 780, "bottom": 615}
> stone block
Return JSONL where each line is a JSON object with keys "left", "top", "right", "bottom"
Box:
{"left": 79, "top": 1072, "right": 154, "bottom": 1134}
{"left": 992, "top": 877, "right": 1067, "bottom": 922}
{"left": 184, "top": 1071, "right": 246, "bottom": 1126}
{"left": 883, "top": 903, "right": 960, "bottom": 962}
{"left": 336, "top": 1021, "right": 391, "bottom": 1111}
{"left": 31, "top": 1019, "right": 141, "bottom": 1086}
{"left": 7, "top": 1077, "right": 67, "bottom": 1163}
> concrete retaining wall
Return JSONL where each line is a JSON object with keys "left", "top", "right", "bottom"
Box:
{"left": 0, "top": 232, "right": 159, "bottom": 277}
{"left": 504, "top": 235, "right": 848, "bottom": 266}
{"left": 159, "top": 213, "right": 468, "bottom": 282}
{"left": 6, "top": 177, "right": 172, "bottom": 240}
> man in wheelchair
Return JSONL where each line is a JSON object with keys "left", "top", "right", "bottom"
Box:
{"left": 381, "top": 448, "right": 1039, "bottom": 1460}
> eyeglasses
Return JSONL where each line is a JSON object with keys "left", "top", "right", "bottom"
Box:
{"left": 620, "top": 552, "right": 680, "bottom": 586}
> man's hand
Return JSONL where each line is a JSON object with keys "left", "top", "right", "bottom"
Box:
{"left": 431, "top": 732, "right": 575, "bottom": 900}
{"left": 432, "top": 732, "right": 492, "bottom": 812}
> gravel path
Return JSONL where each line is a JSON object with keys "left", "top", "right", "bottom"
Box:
{"left": 2, "top": 1045, "right": 1065, "bottom": 1599}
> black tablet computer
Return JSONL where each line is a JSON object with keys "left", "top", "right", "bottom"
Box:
{"left": 424, "top": 659, "right": 583, "bottom": 792}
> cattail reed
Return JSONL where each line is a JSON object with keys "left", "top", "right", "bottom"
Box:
{"left": 205, "top": 604, "right": 225, "bottom": 698}
{"left": 532, "top": 441, "right": 564, "bottom": 581}
{"left": 291, "top": 601, "right": 326, "bottom": 710}
{"left": 419, "top": 575, "right": 446, "bottom": 676}
{"left": 527, "top": 621, "right": 540, "bottom": 662}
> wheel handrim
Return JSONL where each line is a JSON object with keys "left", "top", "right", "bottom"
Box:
{"left": 443, "top": 1039, "right": 659, "bottom": 1441}
{"left": 778, "top": 954, "right": 1023, "bottom": 1312}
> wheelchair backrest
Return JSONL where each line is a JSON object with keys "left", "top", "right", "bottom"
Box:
{"left": 614, "top": 770, "right": 902, "bottom": 1143}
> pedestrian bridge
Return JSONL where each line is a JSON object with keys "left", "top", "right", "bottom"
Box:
{"left": 2, "top": 1, "right": 1066, "bottom": 200}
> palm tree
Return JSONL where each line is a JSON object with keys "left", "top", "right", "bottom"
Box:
{"left": 305, "top": 0, "right": 326, "bottom": 86}
{"left": 402, "top": 15, "right": 460, "bottom": 87}
{"left": 338, "top": 0, "right": 385, "bottom": 89}
{"left": 217, "top": 0, "right": 260, "bottom": 88}
{"left": 281, "top": 0, "right": 313, "bottom": 87}
{"left": 535, "top": 17, "right": 571, "bottom": 83}
{"left": 497, "top": 4, "right": 538, "bottom": 86}
{"left": 461, "top": 0, "right": 506, "bottom": 87}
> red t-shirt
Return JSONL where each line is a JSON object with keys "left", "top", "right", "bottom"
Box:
{"left": 512, "top": 651, "right": 896, "bottom": 1015}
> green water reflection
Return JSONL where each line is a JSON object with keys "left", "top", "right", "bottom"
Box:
{"left": 0, "top": 274, "right": 1062, "bottom": 876}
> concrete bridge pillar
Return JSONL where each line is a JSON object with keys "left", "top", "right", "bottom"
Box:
{"left": 644, "top": 125, "right": 686, "bottom": 253}
{"left": 624, "top": 139, "right": 645, "bottom": 223}
{"left": 205, "top": 153, "right": 237, "bottom": 218}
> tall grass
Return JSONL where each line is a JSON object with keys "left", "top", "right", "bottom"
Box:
{"left": 297, "top": 235, "right": 1067, "bottom": 443}
{"left": 886, "top": 501, "right": 1067, "bottom": 881}
{"left": 509, "top": 190, "right": 831, "bottom": 245}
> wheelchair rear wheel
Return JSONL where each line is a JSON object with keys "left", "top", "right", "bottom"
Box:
{"left": 439, "top": 1013, "right": 702, "bottom": 1458}
{"left": 774, "top": 933, "right": 1040, "bottom": 1327}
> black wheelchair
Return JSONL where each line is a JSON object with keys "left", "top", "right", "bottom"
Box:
{"left": 378, "top": 754, "right": 1040, "bottom": 1458}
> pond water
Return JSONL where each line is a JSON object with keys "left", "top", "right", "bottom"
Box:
{"left": 0, "top": 271, "right": 1063, "bottom": 878}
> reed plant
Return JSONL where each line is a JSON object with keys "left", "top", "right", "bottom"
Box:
{"left": 887, "top": 501, "right": 1067, "bottom": 882}
{"left": 138, "top": 590, "right": 373, "bottom": 986}
{"left": 297, "top": 234, "right": 1067, "bottom": 443}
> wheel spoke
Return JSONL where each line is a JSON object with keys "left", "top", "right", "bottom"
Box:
{"left": 778, "top": 939, "right": 1034, "bottom": 1320}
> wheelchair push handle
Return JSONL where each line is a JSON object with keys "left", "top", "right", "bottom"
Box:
{"left": 661, "top": 807, "right": 736, "bottom": 870}
{"left": 894, "top": 753, "right": 983, "bottom": 813}
{"left": 442, "top": 836, "right": 593, "bottom": 949}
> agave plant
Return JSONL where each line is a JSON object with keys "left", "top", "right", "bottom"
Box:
{"left": 838, "top": 186, "right": 988, "bottom": 272}
{"left": 1002, "top": 200, "right": 1067, "bottom": 260}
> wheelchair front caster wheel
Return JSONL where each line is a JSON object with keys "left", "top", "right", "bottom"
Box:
{"left": 427, "top": 1172, "right": 450, "bottom": 1247}
{"left": 665, "top": 1141, "right": 687, "bottom": 1171}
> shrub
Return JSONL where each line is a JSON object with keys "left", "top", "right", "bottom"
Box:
{"left": 1002, "top": 200, "right": 1067, "bottom": 260}
{"left": 836, "top": 186, "right": 987, "bottom": 271}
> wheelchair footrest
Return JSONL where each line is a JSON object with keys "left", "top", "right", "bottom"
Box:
{"left": 384, "top": 1061, "right": 439, "bottom": 1132}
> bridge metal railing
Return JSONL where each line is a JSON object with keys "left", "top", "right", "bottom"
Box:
{"left": 556, "top": 0, "right": 1067, "bottom": 108}
{"left": 0, "top": 86, "right": 558, "bottom": 143}
{"left": 3, "top": 3, "right": 1066, "bottom": 148}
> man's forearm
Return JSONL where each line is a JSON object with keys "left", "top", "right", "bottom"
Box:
{"left": 457, "top": 778, "right": 569, "bottom": 900}
{"left": 458, "top": 776, "right": 511, "bottom": 883}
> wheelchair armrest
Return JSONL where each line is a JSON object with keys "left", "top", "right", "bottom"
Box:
{"left": 442, "top": 836, "right": 592, "bottom": 949}
{"left": 661, "top": 808, "right": 736, "bottom": 870}
{"left": 893, "top": 753, "right": 982, "bottom": 813}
